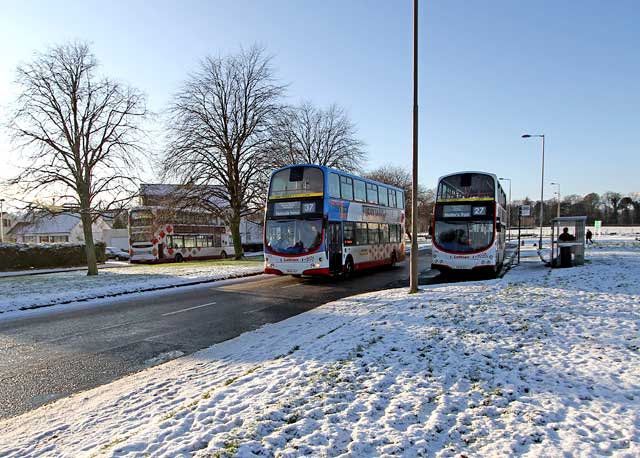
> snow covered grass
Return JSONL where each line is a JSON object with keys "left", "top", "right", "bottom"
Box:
{"left": 1, "top": 239, "right": 639, "bottom": 457}
{"left": 0, "top": 259, "right": 263, "bottom": 314}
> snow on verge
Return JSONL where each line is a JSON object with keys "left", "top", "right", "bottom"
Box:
{"left": 0, "top": 240, "right": 638, "bottom": 457}
{"left": 0, "top": 261, "right": 263, "bottom": 314}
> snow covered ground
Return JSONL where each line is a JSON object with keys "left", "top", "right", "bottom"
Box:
{"left": 0, "top": 260, "right": 263, "bottom": 315}
{"left": 0, "top": 238, "right": 638, "bottom": 457}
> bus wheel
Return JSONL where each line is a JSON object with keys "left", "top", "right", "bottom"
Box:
{"left": 390, "top": 251, "right": 397, "bottom": 268}
{"left": 220, "top": 251, "right": 227, "bottom": 259}
{"left": 175, "top": 253, "right": 184, "bottom": 263}
{"left": 344, "top": 256, "right": 355, "bottom": 279}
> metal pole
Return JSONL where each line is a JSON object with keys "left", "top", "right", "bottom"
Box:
{"left": 518, "top": 209, "right": 522, "bottom": 264}
{"left": 0, "top": 199, "right": 4, "bottom": 243}
{"left": 500, "top": 178, "right": 512, "bottom": 241}
{"left": 508, "top": 180, "right": 512, "bottom": 240}
{"left": 409, "top": 0, "right": 419, "bottom": 294}
{"left": 556, "top": 183, "right": 561, "bottom": 218}
{"left": 539, "top": 135, "right": 545, "bottom": 250}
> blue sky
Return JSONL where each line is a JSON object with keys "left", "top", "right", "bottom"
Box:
{"left": 1, "top": 0, "right": 638, "bottom": 201}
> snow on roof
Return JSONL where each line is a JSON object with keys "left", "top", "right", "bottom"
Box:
{"left": 9, "top": 213, "right": 81, "bottom": 235}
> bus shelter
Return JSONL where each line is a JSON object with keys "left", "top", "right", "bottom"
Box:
{"left": 551, "top": 216, "right": 587, "bottom": 267}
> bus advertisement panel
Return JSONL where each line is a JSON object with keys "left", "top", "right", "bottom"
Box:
{"left": 264, "top": 164, "right": 406, "bottom": 277}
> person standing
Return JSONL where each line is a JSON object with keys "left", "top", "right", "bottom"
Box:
{"left": 586, "top": 229, "right": 594, "bottom": 244}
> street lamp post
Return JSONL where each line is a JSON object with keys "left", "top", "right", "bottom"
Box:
{"left": 409, "top": 0, "right": 419, "bottom": 294}
{"left": 0, "top": 198, "right": 5, "bottom": 243}
{"left": 499, "top": 177, "right": 511, "bottom": 241}
{"left": 550, "top": 182, "right": 561, "bottom": 218}
{"left": 521, "top": 134, "right": 545, "bottom": 250}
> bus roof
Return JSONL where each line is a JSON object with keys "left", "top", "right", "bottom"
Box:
{"left": 271, "top": 164, "right": 406, "bottom": 193}
{"left": 436, "top": 171, "right": 499, "bottom": 183}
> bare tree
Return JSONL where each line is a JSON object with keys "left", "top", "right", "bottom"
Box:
{"left": 619, "top": 196, "right": 634, "bottom": 225}
{"left": 162, "top": 46, "right": 284, "bottom": 259}
{"left": 267, "top": 101, "right": 366, "bottom": 173}
{"left": 364, "top": 164, "right": 434, "bottom": 238}
{"left": 630, "top": 193, "right": 640, "bottom": 225}
{"left": 603, "top": 191, "right": 622, "bottom": 224}
{"left": 7, "top": 42, "right": 147, "bottom": 275}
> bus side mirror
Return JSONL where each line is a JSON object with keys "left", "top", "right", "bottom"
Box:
{"left": 496, "top": 220, "right": 502, "bottom": 232}
{"left": 428, "top": 225, "right": 433, "bottom": 236}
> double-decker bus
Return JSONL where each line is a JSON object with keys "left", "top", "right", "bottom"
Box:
{"left": 129, "top": 207, "right": 234, "bottom": 263}
{"left": 264, "top": 164, "right": 406, "bottom": 277}
{"left": 431, "top": 171, "right": 507, "bottom": 275}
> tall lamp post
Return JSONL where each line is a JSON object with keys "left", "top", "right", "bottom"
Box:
{"left": 409, "top": 0, "right": 419, "bottom": 293}
{"left": 521, "top": 134, "right": 545, "bottom": 249}
{"left": 0, "top": 198, "right": 5, "bottom": 243}
{"left": 550, "top": 182, "right": 561, "bottom": 218}
{"left": 498, "top": 177, "right": 511, "bottom": 241}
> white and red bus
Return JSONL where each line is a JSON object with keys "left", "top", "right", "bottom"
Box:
{"left": 431, "top": 171, "right": 507, "bottom": 275}
{"left": 129, "top": 207, "right": 234, "bottom": 263}
{"left": 264, "top": 164, "right": 406, "bottom": 277}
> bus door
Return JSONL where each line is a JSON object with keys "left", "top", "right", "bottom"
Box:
{"left": 328, "top": 222, "right": 343, "bottom": 273}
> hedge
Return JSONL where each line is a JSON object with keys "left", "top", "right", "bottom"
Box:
{"left": 0, "top": 242, "right": 106, "bottom": 271}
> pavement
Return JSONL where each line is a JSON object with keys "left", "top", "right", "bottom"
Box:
{"left": 0, "top": 250, "right": 435, "bottom": 420}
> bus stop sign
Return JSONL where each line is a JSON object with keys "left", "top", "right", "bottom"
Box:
{"left": 520, "top": 205, "right": 531, "bottom": 217}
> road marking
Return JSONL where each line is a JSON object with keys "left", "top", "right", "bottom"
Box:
{"left": 281, "top": 283, "right": 301, "bottom": 289}
{"left": 162, "top": 302, "right": 217, "bottom": 317}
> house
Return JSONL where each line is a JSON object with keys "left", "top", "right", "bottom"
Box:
{"left": 1, "top": 212, "right": 17, "bottom": 243}
{"left": 8, "top": 213, "right": 110, "bottom": 244}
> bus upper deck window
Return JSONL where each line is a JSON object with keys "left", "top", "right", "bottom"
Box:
{"left": 366, "top": 183, "right": 378, "bottom": 204}
{"left": 340, "top": 176, "right": 354, "bottom": 200}
{"left": 354, "top": 180, "right": 366, "bottom": 201}
{"left": 379, "top": 187, "right": 388, "bottom": 206}
{"left": 461, "top": 173, "right": 472, "bottom": 188}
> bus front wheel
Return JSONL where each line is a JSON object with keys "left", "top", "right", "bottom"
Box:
{"left": 175, "top": 253, "right": 184, "bottom": 263}
{"left": 220, "top": 251, "right": 227, "bottom": 259}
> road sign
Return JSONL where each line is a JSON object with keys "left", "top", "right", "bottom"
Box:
{"left": 594, "top": 220, "right": 601, "bottom": 229}
{"left": 520, "top": 205, "right": 531, "bottom": 217}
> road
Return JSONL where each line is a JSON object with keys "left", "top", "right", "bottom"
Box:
{"left": 0, "top": 251, "right": 433, "bottom": 420}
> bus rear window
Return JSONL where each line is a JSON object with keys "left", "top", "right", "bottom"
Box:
{"left": 269, "top": 167, "right": 324, "bottom": 199}
{"left": 130, "top": 210, "right": 153, "bottom": 227}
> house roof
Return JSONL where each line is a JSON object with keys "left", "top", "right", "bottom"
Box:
{"left": 8, "top": 213, "right": 81, "bottom": 236}
{"left": 139, "top": 183, "right": 228, "bottom": 208}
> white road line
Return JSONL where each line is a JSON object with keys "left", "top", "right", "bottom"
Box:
{"left": 161, "top": 302, "right": 217, "bottom": 317}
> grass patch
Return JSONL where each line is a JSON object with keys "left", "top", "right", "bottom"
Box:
{"left": 99, "top": 436, "right": 128, "bottom": 452}
{"left": 131, "top": 257, "right": 262, "bottom": 270}
{"left": 210, "top": 439, "right": 239, "bottom": 458}
{"left": 224, "top": 376, "right": 238, "bottom": 386}
{"left": 160, "top": 409, "right": 178, "bottom": 421}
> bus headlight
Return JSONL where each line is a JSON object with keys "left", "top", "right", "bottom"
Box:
{"left": 313, "top": 262, "right": 321, "bottom": 268}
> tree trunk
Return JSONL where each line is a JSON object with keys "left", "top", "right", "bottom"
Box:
{"left": 230, "top": 210, "right": 244, "bottom": 260}
{"left": 80, "top": 210, "right": 98, "bottom": 276}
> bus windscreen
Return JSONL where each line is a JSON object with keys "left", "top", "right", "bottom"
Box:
{"left": 265, "top": 219, "right": 323, "bottom": 255}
